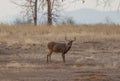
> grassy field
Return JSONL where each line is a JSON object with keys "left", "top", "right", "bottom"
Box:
{"left": 0, "top": 24, "right": 120, "bottom": 81}
{"left": 0, "top": 24, "right": 120, "bottom": 44}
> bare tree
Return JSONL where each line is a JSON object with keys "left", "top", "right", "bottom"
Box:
{"left": 96, "top": 0, "right": 120, "bottom": 10}
{"left": 12, "top": 0, "right": 62, "bottom": 25}
{"left": 12, "top": 0, "right": 85, "bottom": 25}
{"left": 12, "top": 0, "right": 38, "bottom": 25}
{"left": 46, "top": 0, "right": 64, "bottom": 25}
{"left": 46, "top": 0, "right": 85, "bottom": 25}
{"left": 47, "top": 0, "right": 52, "bottom": 25}
{"left": 34, "top": 0, "right": 38, "bottom": 25}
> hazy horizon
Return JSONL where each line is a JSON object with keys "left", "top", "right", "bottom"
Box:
{"left": 0, "top": 0, "right": 120, "bottom": 24}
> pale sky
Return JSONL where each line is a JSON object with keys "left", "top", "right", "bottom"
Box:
{"left": 0, "top": 0, "right": 119, "bottom": 24}
{"left": 0, "top": 0, "right": 21, "bottom": 23}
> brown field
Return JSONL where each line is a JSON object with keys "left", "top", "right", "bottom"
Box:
{"left": 0, "top": 25, "right": 120, "bottom": 81}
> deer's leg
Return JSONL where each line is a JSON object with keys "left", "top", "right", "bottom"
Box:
{"left": 62, "top": 54, "right": 66, "bottom": 63}
{"left": 47, "top": 51, "right": 52, "bottom": 63}
{"left": 49, "top": 53, "right": 52, "bottom": 62}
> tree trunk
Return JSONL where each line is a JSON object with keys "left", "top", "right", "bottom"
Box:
{"left": 47, "top": 0, "right": 52, "bottom": 25}
{"left": 34, "top": 0, "right": 38, "bottom": 26}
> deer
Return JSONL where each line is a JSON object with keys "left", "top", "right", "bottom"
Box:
{"left": 47, "top": 36, "right": 76, "bottom": 63}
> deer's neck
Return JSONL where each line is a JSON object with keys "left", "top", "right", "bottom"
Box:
{"left": 63, "top": 43, "right": 72, "bottom": 54}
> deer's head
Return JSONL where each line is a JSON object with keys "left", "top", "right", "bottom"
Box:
{"left": 65, "top": 36, "right": 76, "bottom": 47}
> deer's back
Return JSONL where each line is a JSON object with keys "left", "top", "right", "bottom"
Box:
{"left": 47, "top": 42, "right": 66, "bottom": 53}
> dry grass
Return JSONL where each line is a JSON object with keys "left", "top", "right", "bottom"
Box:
{"left": 0, "top": 24, "right": 120, "bottom": 81}
{"left": 0, "top": 24, "right": 120, "bottom": 45}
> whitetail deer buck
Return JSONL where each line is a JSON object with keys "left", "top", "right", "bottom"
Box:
{"left": 47, "top": 37, "right": 76, "bottom": 63}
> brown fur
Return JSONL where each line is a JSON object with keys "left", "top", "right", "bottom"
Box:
{"left": 47, "top": 37, "right": 76, "bottom": 63}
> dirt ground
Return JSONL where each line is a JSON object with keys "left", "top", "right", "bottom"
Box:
{"left": 0, "top": 40, "right": 120, "bottom": 81}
